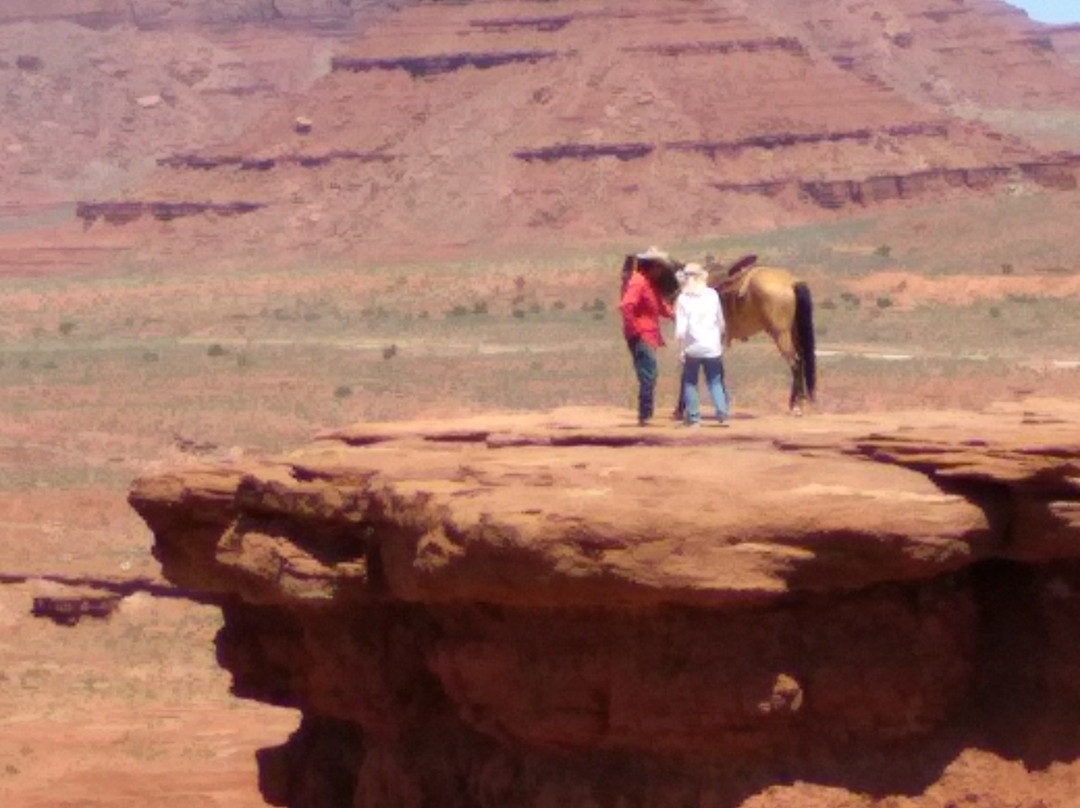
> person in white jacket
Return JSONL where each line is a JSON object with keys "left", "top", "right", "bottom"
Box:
{"left": 674, "top": 263, "right": 729, "bottom": 426}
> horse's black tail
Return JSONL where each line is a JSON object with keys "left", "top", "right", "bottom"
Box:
{"left": 794, "top": 281, "right": 816, "bottom": 400}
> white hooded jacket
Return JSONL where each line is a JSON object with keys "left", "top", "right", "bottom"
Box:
{"left": 675, "top": 274, "right": 725, "bottom": 359}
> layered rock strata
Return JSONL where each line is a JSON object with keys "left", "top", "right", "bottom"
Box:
{"left": 129, "top": 401, "right": 1080, "bottom": 807}
{"left": 81, "top": 0, "right": 1080, "bottom": 258}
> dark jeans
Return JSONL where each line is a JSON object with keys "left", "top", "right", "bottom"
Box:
{"left": 627, "top": 338, "right": 658, "bottom": 422}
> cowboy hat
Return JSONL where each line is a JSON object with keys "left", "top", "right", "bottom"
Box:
{"left": 635, "top": 245, "right": 671, "bottom": 264}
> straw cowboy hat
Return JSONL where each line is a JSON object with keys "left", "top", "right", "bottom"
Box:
{"left": 635, "top": 245, "right": 673, "bottom": 265}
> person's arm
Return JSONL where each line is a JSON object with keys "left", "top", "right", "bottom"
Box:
{"left": 675, "top": 295, "right": 690, "bottom": 361}
{"left": 714, "top": 290, "right": 729, "bottom": 348}
{"left": 675, "top": 296, "right": 689, "bottom": 345}
{"left": 620, "top": 273, "right": 644, "bottom": 337}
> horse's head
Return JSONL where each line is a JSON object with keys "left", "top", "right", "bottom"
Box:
{"left": 622, "top": 248, "right": 682, "bottom": 302}
{"left": 646, "top": 259, "right": 681, "bottom": 302}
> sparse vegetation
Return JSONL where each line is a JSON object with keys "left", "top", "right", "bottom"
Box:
{"left": 334, "top": 385, "right": 353, "bottom": 399}
{"left": 15, "top": 54, "right": 44, "bottom": 72}
{"left": 206, "top": 343, "right": 228, "bottom": 357}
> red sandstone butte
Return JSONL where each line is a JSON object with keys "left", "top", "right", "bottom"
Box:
{"left": 129, "top": 401, "right": 1080, "bottom": 807}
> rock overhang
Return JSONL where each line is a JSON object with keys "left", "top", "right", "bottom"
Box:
{"left": 128, "top": 401, "right": 1080, "bottom": 611}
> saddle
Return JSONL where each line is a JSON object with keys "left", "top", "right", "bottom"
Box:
{"left": 709, "top": 254, "right": 759, "bottom": 298}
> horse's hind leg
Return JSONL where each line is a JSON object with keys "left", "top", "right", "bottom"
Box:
{"left": 772, "top": 329, "right": 805, "bottom": 415}
{"left": 789, "top": 354, "right": 806, "bottom": 415}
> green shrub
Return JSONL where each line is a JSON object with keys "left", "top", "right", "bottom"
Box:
{"left": 874, "top": 244, "right": 892, "bottom": 258}
{"left": 58, "top": 320, "right": 77, "bottom": 336}
{"left": 333, "top": 385, "right": 353, "bottom": 399}
{"left": 876, "top": 296, "right": 893, "bottom": 309}
{"left": 446, "top": 305, "right": 469, "bottom": 318}
{"left": 382, "top": 344, "right": 398, "bottom": 360}
{"left": 207, "top": 344, "right": 228, "bottom": 357}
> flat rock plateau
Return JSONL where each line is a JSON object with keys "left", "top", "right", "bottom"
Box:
{"left": 126, "top": 399, "right": 1080, "bottom": 807}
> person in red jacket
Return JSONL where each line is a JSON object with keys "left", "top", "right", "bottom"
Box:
{"left": 619, "top": 247, "right": 675, "bottom": 426}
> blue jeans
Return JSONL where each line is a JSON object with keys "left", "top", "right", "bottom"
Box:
{"left": 681, "top": 356, "right": 728, "bottom": 423}
{"left": 628, "top": 338, "right": 658, "bottom": 422}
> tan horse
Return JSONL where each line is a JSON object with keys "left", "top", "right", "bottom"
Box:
{"left": 707, "top": 261, "right": 816, "bottom": 414}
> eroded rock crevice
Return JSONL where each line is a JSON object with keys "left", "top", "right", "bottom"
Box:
{"left": 76, "top": 200, "right": 266, "bottom": 225}
{"left": 330, "top": 50, "right": 560, "bottom": 78}
{"left": 157, "top": 151, "right": 396, "bottom": 171}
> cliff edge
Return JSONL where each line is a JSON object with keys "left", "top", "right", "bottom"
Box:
{"left": 129, "top": 401, "right": 1080, "bottom": 807}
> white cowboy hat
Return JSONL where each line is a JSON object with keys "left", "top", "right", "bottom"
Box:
{"left": 635, "top": 245, "right": 671, "bottom": 263}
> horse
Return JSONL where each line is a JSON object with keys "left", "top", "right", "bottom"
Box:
{"left": 707, "top": 260, "right": 816, "bottom": 414}
{"left": 631, "top": 254, "right": 816, "bottom": 415}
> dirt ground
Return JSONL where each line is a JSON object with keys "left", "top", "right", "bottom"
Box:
{"left": 0, "top": 582, "right": 298, "bottom": 808}
{"left": 4, "top": 186, "right": 1080, "bottom": 805}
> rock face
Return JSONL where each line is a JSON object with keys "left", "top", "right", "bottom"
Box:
{"left": 129, "top": 401, "right": 1080, "bottom": 807}
{"left": 67, "top": 0, "right": 1080, "bottom": 261}
{"left": 0, "top": 0, "right": 377, "bottom": 26}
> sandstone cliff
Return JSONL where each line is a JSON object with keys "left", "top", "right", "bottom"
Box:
{"left": 130, "top": 401, "right": 1080, "bottom": 807}
{"left": 7, "top": 0, "right": 1080, "bottom": 265}
{"left": 0, "top": 0, "right": 379, "bottom": 26}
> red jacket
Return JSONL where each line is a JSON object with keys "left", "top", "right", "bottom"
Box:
{"left": 620, "top": 270, "right": 673, "bottom": 347}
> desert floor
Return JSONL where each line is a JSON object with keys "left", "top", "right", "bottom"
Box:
{"left": 4, "top": 188, "right": 1080, "bottom": 805}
